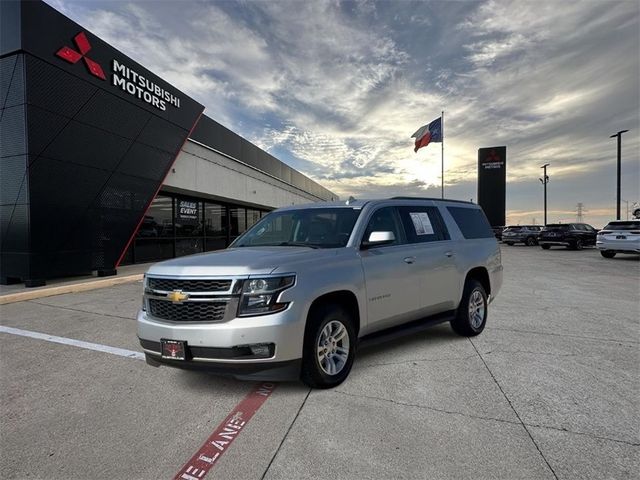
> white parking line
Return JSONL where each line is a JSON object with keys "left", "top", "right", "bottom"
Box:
{"left": 0, "top": 325, "right": 145, "bottom": 360}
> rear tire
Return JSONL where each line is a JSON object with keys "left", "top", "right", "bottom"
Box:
{"left": 541, "top": 244, "right": 551, "bottom": 250}
{"left": 505, "top": 242, "right": 514, "bottom": 246}
{"left": 301, "top": 304, "right": 356, "bottom": 389}
{"left": 451, "top": 279, "right": 487, "bottom": 337}
{"left": 526, "top": 237, "right": 537, "bottom": 246}
{"left": 600, "top": 250, "right": 616, "bottom": 258}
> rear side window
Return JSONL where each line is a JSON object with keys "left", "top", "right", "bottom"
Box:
{"left": 604, "top": 221, "right": 640, "bottom": 230}
{"left": 398, "top": 207, "right": 449, "bottom": 243}
{"left": 447, "top": 207, "right": 494, "bottom": 239}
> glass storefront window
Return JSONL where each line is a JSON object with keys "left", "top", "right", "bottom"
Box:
{"left": 175, "top": 198, "right": 203, "bottom": 237}
{"left": 229, "top": 207, "right": 247, "bottom": 238}
{"left": 127, "top": 192, "right": 269, "bottom": 263}
{"left": 205, "top": 203, "right": 227, "bottom": 237}
{"left": 247, "top": 209, "right": 261, "bottom": 229}
{"left": 137, "top": 196, "right": 173, "bottom": 238}
{"left": 175, "top": 238, "right": 204, "bottom": 257}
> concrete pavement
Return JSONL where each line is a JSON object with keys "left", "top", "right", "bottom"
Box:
{"left": 1, "top": 246, "right": 638, "bottom": 479}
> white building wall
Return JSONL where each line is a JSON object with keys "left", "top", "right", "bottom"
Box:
{"left": 162, "top": 140, "right": 335, "bottom": 209}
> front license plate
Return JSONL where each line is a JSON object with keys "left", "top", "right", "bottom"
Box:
{"left": 161, "top": 339, "right": 187, "bottom": 360}
{"left": 616, "top": 235, "right": 626, "bottom": 239}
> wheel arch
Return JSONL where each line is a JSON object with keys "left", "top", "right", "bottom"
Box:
{"left": 464, "top": 266, "right": 491, "bottom": 297}
{"left": 306, "top": 290, "right": 361, "bottom": 336}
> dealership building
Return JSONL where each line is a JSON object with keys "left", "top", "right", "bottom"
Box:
{"left": 0, "top": 0, "right": 336, "bottom": 287}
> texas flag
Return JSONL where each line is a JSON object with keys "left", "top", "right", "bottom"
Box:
{"left": 411, "top": 117, "right": 442, "bottom": 152}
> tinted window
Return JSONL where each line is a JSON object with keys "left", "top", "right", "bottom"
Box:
{"left": 363, "top": 207, "right": 404, "bottom": 247}
{"left": 604, "top": 221, "right": 640, "bottom": 230}
{"left": 398, "top": 206, "right": 449, "bottom": 243}
{"left": 546, "top": 224, "right": 571, "bottom": 231}
{"left": 447, "top": 207, "right": 493, "bottom": 239}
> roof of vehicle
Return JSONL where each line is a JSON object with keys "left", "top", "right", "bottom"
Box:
{"left": 274, "top": 197, "right": 477, "bottom": 212}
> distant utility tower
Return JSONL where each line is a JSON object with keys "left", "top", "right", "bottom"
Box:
{"left": 532, "top": 217, "right": 537, "bottom": 225}
{"left": 575, "top": 203, "right": 587, "bottom": 222}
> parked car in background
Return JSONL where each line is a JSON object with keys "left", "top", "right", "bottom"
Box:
{"left": 492, "top": 226, "right": 505, "bottom": 241}
{"left": 539, "top": 223, "right": 598, "bottom": 250}
{"left": 502, "top": 225, "right": 543, "bottom": 246}
{"left": 596, "top": 220, "right": 640, "bottom": 258}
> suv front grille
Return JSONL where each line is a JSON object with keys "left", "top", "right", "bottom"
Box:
{"left": 148, "top": 299, "right": 227, "bottom": 322}
{"left": 148, "top": 278, "right": 232, "bottom": 292}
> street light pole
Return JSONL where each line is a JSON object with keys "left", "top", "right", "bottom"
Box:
{"left": 610, "top": 130, "right": 629, "bottom": 220}
{"left": 539, "top": 163, "right": 550, "bottom": 226}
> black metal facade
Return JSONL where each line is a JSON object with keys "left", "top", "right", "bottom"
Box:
{"left": 1, "top": 1, "right": 203, "bottom": 284}
{"left": 1, "top": 0, "right": 335, "bottom": 286}
{"left": 477, "top": 146, "right": 507, "bottom": 227}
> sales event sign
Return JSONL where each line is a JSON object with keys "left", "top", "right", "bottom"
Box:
{"left": 177, "top": 199, "right": 199, "bottom": 224}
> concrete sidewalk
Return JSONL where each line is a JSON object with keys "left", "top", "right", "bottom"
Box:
{"left": 0, "top": 262, "right": 153, "bottom": 305}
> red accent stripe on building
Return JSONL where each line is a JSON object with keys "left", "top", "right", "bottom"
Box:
{"left": 173, "top": 382, "right": 277, "bottom": 480}
{"left": 115, "top": 111, "right": 203, "bottom": 267}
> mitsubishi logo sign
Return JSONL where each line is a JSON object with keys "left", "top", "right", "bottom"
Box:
{"left": 54, "top": 31, "right": 181, "bottom": 111}
{"left": 56, "top": 32, "right": 106, "bottom": 80}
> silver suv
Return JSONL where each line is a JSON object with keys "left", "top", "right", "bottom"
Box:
{"left": 137, "top": 197, "right": 503, "bottom": 388}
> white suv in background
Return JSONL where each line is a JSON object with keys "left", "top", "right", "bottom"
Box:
{"left": 137, "top": 197, "right": 503, "bottom": 388}
{"left": 597, "top": 220, "right": 640, "bottom": 258}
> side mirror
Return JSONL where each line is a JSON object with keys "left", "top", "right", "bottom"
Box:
{"left": 362, "top": 231, "right": 396, "bottom": 248}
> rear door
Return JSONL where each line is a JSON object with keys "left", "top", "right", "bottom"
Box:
{"left": 359, "top": 206, "right": 422, "bottom": 331}
{"left": 396, "top": 205, "right": 458, "bottom": 315}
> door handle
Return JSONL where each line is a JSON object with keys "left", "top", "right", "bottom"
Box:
{"left": 403, "top": 256, "right": 416, "bottom": 264}
{"left": 445, "top": 251, "right": 455, "bottom": 257}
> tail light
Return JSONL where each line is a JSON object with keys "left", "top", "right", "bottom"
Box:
{"left": 599, "top": 231, "right": 612, "bottom": 235}
{"left": 630, "top": 231, "right": 640, "bottom": 235}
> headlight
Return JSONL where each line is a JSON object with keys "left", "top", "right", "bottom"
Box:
{"left": 141, "top": 274, "right": 147, "bottom": 311}
{"left": 238, "top": 275, "right": 295, "bottom": 316}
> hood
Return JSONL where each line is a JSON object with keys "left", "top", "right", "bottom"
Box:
{"left": 145, "top": 247, "right": 339, "bottom": 277}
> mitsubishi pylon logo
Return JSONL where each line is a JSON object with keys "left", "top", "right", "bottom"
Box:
{"left": 56, "top": 32, "right": 106, "bottom": 80}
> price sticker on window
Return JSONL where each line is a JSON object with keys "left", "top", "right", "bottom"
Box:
{"left": 409, "top": 212, "right": 434, "bottom": 235}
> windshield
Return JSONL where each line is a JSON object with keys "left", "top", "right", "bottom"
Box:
{"left": 231, "top": 208, "right": 361, "bottom": 249}
{"left": 603, "top": 221, "right": 640, "bottom": 231}
{"left": 504, "top": 226, "right": 522, "bottom": 232}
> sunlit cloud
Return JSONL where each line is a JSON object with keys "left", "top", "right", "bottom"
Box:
{"left": 47, "top": 0, "right": 639, "bottom": 227}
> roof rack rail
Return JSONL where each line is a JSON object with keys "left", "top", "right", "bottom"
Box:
{"left": 389, "top": 196, "right": 474, "bottom": 205}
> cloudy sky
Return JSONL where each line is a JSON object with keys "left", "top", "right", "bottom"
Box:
{"left": 48, "top": 0, "right": 639, "bottom": 227}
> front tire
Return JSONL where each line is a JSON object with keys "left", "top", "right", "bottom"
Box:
{"left": 526, "top": 237, "right": 537, "bottom": 246}
{"left": 541, "top": 244, "right": 551, "bottom": 249}
{"left": 505, "top": 242, "right": 514, "bottom": 246}
{"left": 451, "top": 279, "right": 487, "bottom": 337}
{"left": 601, "top": 250, "right": 616, "bottom": 258}
{"left": 301, "top": 304, "right": 356, "bottom": 389}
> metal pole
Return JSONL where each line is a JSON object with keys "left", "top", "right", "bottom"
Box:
{"left": 610, "top": 130, "right": 629, "bottom": 221}
{"left": 543, "top": 166, "right": 547, "bottom": 226}
{"left": 441, "top": 110, "right": 444, "bottom": 199}
{"left": 540, "top": 163, "right": 550, "bottom": 226}
{"left": 616, "top": 134, "right": 621, "bottom": 220}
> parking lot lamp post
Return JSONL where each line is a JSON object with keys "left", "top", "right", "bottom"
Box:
{"left": 539, "top": 163, "right": 550, "bottom": 226}
{"left": 609, "top": 130, "right": 629, "bottom": 220}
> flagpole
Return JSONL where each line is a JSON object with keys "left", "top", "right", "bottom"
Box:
{"left": 441, "top": 110, "right": 444, "bottom": 199}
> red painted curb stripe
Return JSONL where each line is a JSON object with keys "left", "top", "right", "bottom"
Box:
{"left": 174, "top": 382, "right": 277, "bottom": 480}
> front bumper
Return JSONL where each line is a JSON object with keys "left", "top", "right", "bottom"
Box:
{"left": 137, "top": 303, "right": 306, "bottom": 380}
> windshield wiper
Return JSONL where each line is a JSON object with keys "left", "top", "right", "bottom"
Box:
{"left": 277, "top": 242, "right": 320, "bottom": 249}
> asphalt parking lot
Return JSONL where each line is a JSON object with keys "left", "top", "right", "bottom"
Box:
{"left": 1, "top": 246, "right": 638, "bottom": 479}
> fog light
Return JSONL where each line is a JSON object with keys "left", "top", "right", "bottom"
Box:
{"left": 249, "top": 344, "right": 272, "bottom": 358}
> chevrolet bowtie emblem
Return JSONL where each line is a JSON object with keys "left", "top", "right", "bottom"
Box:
{"left": 167, "top": 290, "right": 189, "bottom": 303}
